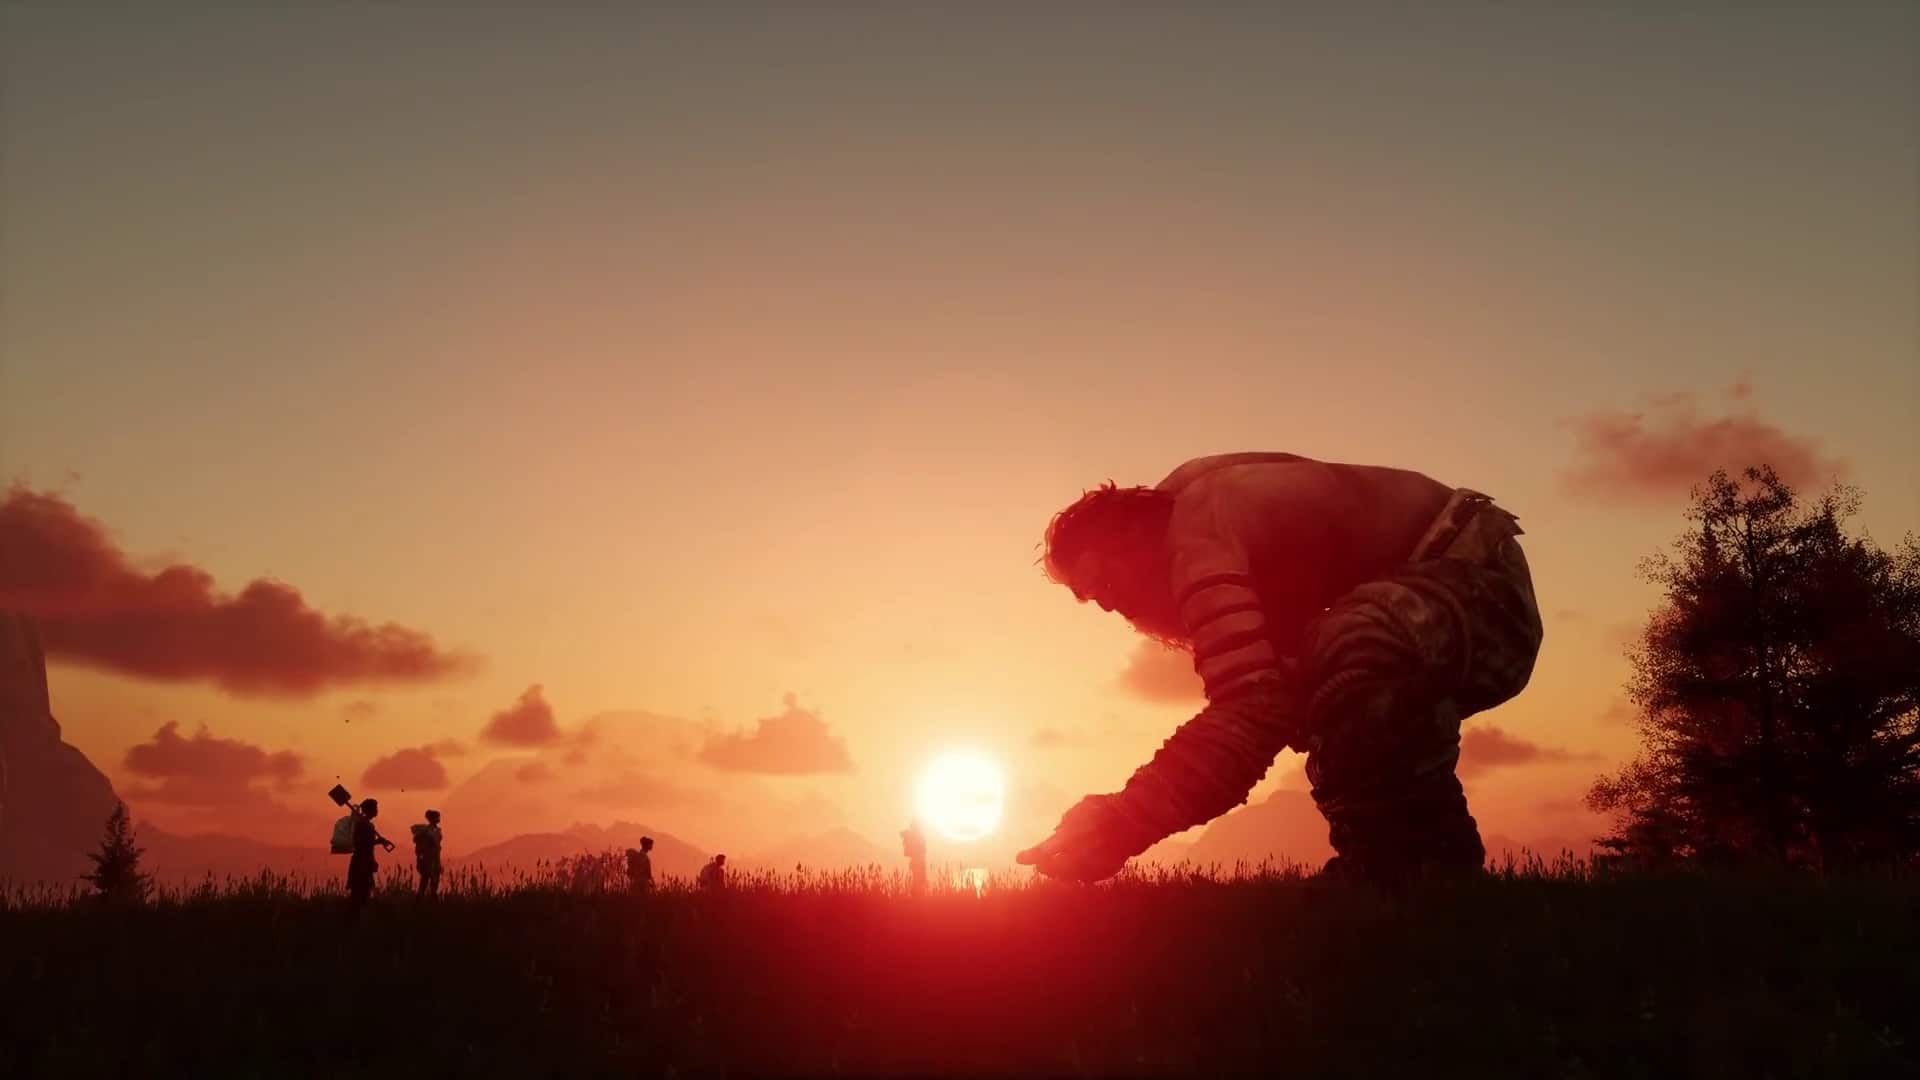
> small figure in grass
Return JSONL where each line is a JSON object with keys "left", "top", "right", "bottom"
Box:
{"left": 411, "top": 809, "right": 444, "bottom": 899}
{"left": 625, "top": 835, "right": 655, "bottom": 893}
{"left": 698, "top": 853, "right": 727, "bottom": 890}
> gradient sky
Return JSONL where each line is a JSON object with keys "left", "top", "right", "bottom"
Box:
{"left": 3, "top": 5, "right": 1914, "bottom": 863}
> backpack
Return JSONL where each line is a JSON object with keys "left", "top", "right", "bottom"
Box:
{"left": 330, "top": 814, "right": 356, "bottom": 855}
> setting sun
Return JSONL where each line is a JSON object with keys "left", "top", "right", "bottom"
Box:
{"left": 914, "top": 750, "right": 1006, "bottom": 843}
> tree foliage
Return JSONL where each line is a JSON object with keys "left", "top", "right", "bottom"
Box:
{"left": 82, "top": 801, "right": 151, "bottom": 903}
{"left": 1589, "top": 466, "right": 1920, "bottom": 867}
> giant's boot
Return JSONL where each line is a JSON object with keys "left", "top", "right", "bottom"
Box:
{"left": 1312, "top": 761, "right": 1485, "bottom": 888}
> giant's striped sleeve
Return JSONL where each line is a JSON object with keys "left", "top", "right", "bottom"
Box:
{"left": 1165, "top": 479, "right": 1284, "bottom": 702}
{"left": 1096, "top": 474, "right": 1306, "bottom": 844}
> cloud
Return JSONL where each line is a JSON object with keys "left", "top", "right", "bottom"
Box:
{"left": 1606, "top": 620, "right": 1644, "bottom": 652}
{"left": 481, "top": 684, "right": 562, "bottom": 747}
{"left": 0, "top": 487, "right": 478, "bottom": 697}
{"left": 577, "top": 709, "right": 709, "bottom": 760}
{"left": 125, "top": 721, "right": 303, "bottom": 788}
{"left": 1116, "top": 641, "right": 1202, "bottom": 703}
{"left": 1597, "top": 699, "right": 1639, "bottom": 727}
{"left": 361, "top": 745, "right": 456, "bottom": 791}
{"left": 568, "top": 769, "right": 710, "bottom": 808}
{"left": 514, "top": 762, "right": 554, "bottom": 784}
{"left": 1560, "top": 388, "right": 1846, "bottom": 504}
{"left": 340, "top": 700, "right": 380, "bottom": 722}
{"left": 1029, "top": 727, "right": 1082, "bottom": 749}
{"left": 697, "top": 693, "right": 853, "bottom": 775}
{"left": 1457, "top": 725, "right": 1601, "bottom": 778}
{"left": 121, "top": 721, "right": 304, "bottom": 807}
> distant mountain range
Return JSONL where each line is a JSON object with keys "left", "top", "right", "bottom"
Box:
{"left": 133, "top": 828, "right": 333, "bottom": 885}
{"left": 735, "top": 826, "right": 897, "bottom": 874}
{"left": 456, "top": 821, "right": 711, "bottom": 881}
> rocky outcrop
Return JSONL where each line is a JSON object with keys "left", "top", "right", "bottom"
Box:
{"left": 0, "top": 611, "right": 120, "bottom": 886}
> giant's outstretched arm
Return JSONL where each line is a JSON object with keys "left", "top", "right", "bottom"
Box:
{"left": 1105, "top": 671, "right": 1303, "bottom": 843}
{"left": 1020, "top": 474, "right": 1312, "bottom": 881}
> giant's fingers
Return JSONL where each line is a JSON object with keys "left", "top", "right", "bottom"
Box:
{"left": 1015, "top": 830, "right": 1064, "bottom": 866}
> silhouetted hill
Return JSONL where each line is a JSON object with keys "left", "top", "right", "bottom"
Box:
{"left": 740, "top": 826, "right": 894, "bottom": 873}
{"left": 138, "top": 827, "right": 331, "bottom": 885}
{"left": 456, "top": 821, "right": 708, "bottom": 881}
{"left": 1176, "top": 789, "right": 1334, "bottom": 872}
{"left": 1137, "top": 837, "right": 1195, "bottom": 867}
{"left": 1482, "top": 832, "right": 1599, "bottom": 864}
{"left": 0, "top": 613, "right": 121, "bottom": 886}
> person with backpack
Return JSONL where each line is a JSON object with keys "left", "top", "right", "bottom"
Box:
{"left": 411, "top": 809, "right": 444, "bottom": 899}
{"left": 346, "top": 797, "right": 395, "bottom": 921}
{"left": 697, "top": 853, "right": 726, "bottom": 890}
{"left": 624, "top": 836, "right": 654, "bottom": 893}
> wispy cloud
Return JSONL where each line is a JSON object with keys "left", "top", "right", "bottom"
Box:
{"left": 698, "top": 693, "right": 853, "bottom": 775}
{"left": 1560, "top": 383, "right": 1845, "bottom": 504}
{"left": 0, "top": 486, "right": 477, "bottom": 696}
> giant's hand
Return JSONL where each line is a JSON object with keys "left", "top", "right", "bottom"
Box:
{"left": 1019, "top": 673, "right": 1305, "bottom": 884}
{"left": 1016, "top": 794, "right": 1157, "bottom": 883}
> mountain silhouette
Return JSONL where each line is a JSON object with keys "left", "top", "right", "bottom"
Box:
{"left": 740, "top": 826, "right": 894, "bottom": 873}
{"left": 1142, "top": 789, "right": 1334, "bottom": 874}
{"left": 456, "top": 821, "right": 709, "bottom": 881}
{"left": 137, "top": 826, "right": 331, "bottom": 885}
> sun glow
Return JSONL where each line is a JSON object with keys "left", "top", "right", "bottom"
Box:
{"left": 914, "top": 750, "right": 1006, "bottom": 843}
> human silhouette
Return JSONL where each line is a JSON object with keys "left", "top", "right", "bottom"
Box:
{"left": 411, "top": 809, "right": 443, "bottom": 899}
{"left": 347, "top": 797, "right": 396, "bottom": 920}
{"left": 625, "top": 835, "right": 655, "bottom": 893}
{"left": 697, "top": 853, "right": 726, "bottom": 890}
{"left": 1017, "top": 453, "right": 1542, "bottom": 888}
{"left": 900, "top": 820, "right": 928, "bottom": 893}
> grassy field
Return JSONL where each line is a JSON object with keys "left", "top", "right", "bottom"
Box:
{"left": 2, "top": 856, "right": 1913, "bottom": 1079}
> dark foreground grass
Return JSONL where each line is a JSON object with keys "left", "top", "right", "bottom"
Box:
{"left": 2, "top": 860, "right": 1913, "bottom": 1079}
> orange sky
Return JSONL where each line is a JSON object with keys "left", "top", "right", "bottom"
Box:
{"left": 2, "top": 6, "right": 1914, "bottom": 865}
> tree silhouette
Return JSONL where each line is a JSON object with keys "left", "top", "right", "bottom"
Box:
{"left": 1589, "top": 466, "right": 1920, "bottom": 868}
{"left": 83, "top": 801, "right": 152, "bottom": 903}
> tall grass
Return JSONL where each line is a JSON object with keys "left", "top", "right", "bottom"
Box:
{"left": 2, "top": 854, "right": 1912, "bottom": 1078}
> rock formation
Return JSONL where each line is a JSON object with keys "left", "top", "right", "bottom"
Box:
{"left": 0, "top": 611, "right": 121, "bottom": 886}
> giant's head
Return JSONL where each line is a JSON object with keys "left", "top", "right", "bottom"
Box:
{"left": 1040, "top": 482, "right": 1186, "bottom": 646}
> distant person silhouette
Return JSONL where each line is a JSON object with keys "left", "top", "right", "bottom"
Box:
{"left": 1018, "top": 453, "right": 1542, "bottom": 889}
{"left": 697, "top": 853, "right": 726, "bottom": 890}
{"left": 411, "top": 809, "right": 443, "bottom": 899}
{"left": 900, "top": 820, "right": 928, "bottom": 893}
{"left": 347, "top": 797, "right": 396, "bottom": 921}
{"left": 625, "top": 836, "right": 655, "bottom": 893}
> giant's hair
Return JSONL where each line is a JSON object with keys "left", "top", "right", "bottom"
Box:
{"left": 1038, "top": 481, "right": 1175, "bottom": 585}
